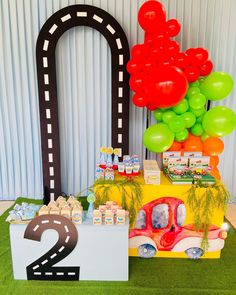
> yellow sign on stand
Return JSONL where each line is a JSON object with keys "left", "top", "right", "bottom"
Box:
{"left": 95, "top": 172, "right": 226, "bottom": 259}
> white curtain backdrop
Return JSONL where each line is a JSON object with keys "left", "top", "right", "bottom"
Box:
{"left": 0, "top": 0, "right": 236, "bottom": 201}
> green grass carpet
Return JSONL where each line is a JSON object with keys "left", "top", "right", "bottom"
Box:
{"left": 1, "top": 198, "right": 236, "bottom": 295}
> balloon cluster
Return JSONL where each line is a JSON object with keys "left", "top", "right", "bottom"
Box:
{"left": 127, "top": 0, "right": 213, "bottom": 110}
{"left": 144, "top": 72, "right": 236, "bottom": 156}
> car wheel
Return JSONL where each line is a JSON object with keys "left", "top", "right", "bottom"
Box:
{"left": 185, "top": 247, "right": 204, "bottom": 259}
{"left": 138, "top": 244, "right": 157, "bottom": 258}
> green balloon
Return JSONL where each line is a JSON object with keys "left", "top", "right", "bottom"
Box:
{"left": 186, "top": 87, "right": 200, "bottom": 99}
{"left": 168, "top": 117, "right": 185, "bottom": 133}
{"left": 189, "top": 81, "right": 200, "bottom": 87}
{"left": 172, "top": 99, "right": 189, "bottom": 114}
{"left": 153, "top": 109, "right": 163, "bottom": 121}
{"left": 202, "top": 106, "right": 236, "bottom": 136}
{"left": 188, "top": 93, "right": 207, "bottom": 110}
{"left": 175, "top": 129, "right": 189, "bottom": 142}
{"left": 189, "top": 107, "right": 206, "bottom": 117}
{"left": 162, "top": 110, "right": 177, "bottom": 124}
{"left": 181, "top": 112, "right": 196, "bottom": 128}
{"left": 143, "top": 123, "right": 174, "bottom": 153}
{"left": 191, "top": 123, "right": 204, "bottom": 136}
{"left": 201, "top": 132, "right": 210, "bottom": 141}
{"left": 200, "top": 72, "right": 234, "bottom": 101}
{"left": 198, "top": 77, "right": 205, "bottom": 84}
{"left": 196, "top": 111, "right": 206, "bottom": 123}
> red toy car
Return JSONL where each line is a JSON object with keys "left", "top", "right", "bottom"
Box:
{"left": 129, "top": 197, "right": 227, "bottom": 259}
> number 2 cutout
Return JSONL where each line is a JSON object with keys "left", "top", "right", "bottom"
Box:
{"left": 24, "top": 214, "right": 80, "bottom": 280}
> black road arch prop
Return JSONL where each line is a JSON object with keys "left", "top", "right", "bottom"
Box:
{"left": 36, "top": 5, "right": 130, "bottom": 203}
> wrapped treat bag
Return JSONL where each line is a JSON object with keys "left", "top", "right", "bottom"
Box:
{"left": 38, "top": 205, "right": 49, "bottom": 216}
{"left": 60, "top": 205, "right": 71, "bottom": 219}
{"left": 106, "top": 147, "right": 113, "bottom": 168}
{"left": 48, "top": 201, "right": 57, "bottom": 208}
{"left": 49, "top": 206, "right": 60, "bottom": 215}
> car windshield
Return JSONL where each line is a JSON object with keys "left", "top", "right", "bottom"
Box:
{"left": 152, "top": 204, "right": 169, "bottom": 229}
{"left": 135, "top": 210, "right": 146, "bottom": 229}
{"left": 177, "top": 204, "right": 186, "bottom": 226}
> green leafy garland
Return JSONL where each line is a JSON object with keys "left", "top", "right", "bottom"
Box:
{"left": 87, "top": 177, "right": 143, "bottom": 226}
{"left": 186, "top": 179, "right": 230, "bottom": 251}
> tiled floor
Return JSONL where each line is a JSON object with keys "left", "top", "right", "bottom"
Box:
{"left": 0, "top": 201, "right": 235, "bottom": 228}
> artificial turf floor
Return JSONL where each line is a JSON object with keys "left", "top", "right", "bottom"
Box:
{"left": 0, "top": 198, "right": 236, "bottom": 295}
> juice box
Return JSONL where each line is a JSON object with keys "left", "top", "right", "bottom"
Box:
{"left": 93, "top": 210, "right": 102, "bottom": 225}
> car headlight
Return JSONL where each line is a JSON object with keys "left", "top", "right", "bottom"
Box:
{"left": 219, "top": 230, "right": 227, "bottom": 239}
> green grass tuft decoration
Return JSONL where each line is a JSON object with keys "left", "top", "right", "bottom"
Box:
{"left": 83, "top": 177, "right": 143, "bottom": 226}
{"left": 186, "top": 179, "right": 231, "bottom": 251}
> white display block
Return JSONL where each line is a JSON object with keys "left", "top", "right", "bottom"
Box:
{"left": 10, "top": 214, "right": 129, "bottom": 281}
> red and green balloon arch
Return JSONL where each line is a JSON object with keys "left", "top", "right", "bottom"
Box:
{"left": 127, "top": 0, "right": 236, "bottom": 180}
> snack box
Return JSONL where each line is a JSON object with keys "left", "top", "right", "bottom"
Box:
{"left": 143, "top": 160, "right": 161, "bottom": 185}
{"left": 184, "top": 152, "right": 203, "bottom": 157}
{"left": 189, "top": 156, "right": 210, "bottom": 175}
{"left": 167, "top": 157, "right": 189, "bottom": 175}
{"left": 163, "top": 151, "right": 181, "bottom": 167}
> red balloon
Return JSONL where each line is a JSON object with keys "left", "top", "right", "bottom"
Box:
{"left": 143, "top": 59, "right": 156, "bottom": 74}
{"left": 154, "top": 33, "right": 168, "bottom": 46}
{"left": 146, "top": 103, "right": 158, "bottom": 111}
{"left": 174, "top": 52, "right": 189, "bottom": 69}
{"left": 129, "top": 74, "right": 145, "bottom": 92}
{"left": 185, "top": 48, "right": 196, "bottom": 56}
{"left": 191, "top": 48, "right": 208, "bottom": 66}
{"left": 131, "top": 44, "right": 148, "bottom": 60}
{"left": 200, "top": 60, "right": 213, "bottom": 76}
{"left": 166, "top": 19, "right": 181, "bottom": 37}
{"left": 144, "top": 33, "right": 155, "bottom": 47}
{"left": 138, "top": 1, "right": 166, "bottom": 32}
{"left": 165, "top": 40, "right": 180, "bottom": 56}
{"left": 132, "top": 93, "right": 148, "bottom": 107}
{"left": 127, "top": 60, "right": 140, "bottom": 74}
{"left": 184, "top": 66, "right": 200, "bottom": 82}
{"left": 149, "top": 65, "right": 188, "bottom": 108}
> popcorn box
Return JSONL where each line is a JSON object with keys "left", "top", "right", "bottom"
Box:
{"left": 93, "top": 210, "right": 102, "bottom": 225}
{"left": 116, "top": 209, "right": 126, "bottom": 225}
{"left": 105, "top": 210, "right": 114, "bottom": 225}
{"left": 163, "top": 151, "right": 181, "bottom": 167}
{"left": 143, "top": 160, "right": 161, "bottom": 185}
{"left": 72, "top": 206, "right": 83, "bottom": 224}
